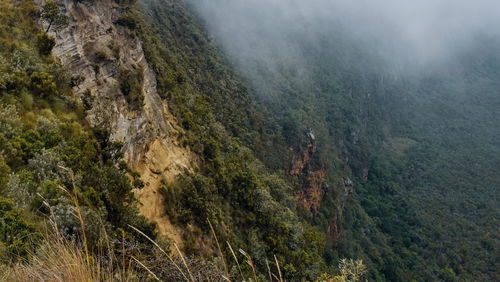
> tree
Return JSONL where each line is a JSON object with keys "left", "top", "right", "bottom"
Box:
{"left": 40, "top": 0, "right": 69, "bottom": 33}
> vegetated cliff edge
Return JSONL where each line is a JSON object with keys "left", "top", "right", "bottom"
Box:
{"left": 41, "top": 0, "right": 357, "bottom": 278}
{"left": 43, "top": 0, "right": 193, "bottom": 244}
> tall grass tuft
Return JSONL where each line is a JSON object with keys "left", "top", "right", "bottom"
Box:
{"left": 2, "top": 233, "right": 137, "bottom": 281}
{"left": 1, "top": 196, "right": 365, "bottom": 282}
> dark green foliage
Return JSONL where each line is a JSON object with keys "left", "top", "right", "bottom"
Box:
{"left": 0, "top": 157, "right": 10, "bottom": 190}
{"left": 118, "top": 67, "right": 144, "bottom": 109}
{"left": 115, "top": 14, "right": 138, "bottom": 29}
{"left": 2, "top": 0, "right": 497, "bottom": 280}
{"left": 201, "top": 17, "right": 500, "bottom": 280}
{"left": 134, "top": 1, "right": 327, "bottom": 279}
{"left": 0, "top": 0, "right": 156, "bottom": 267}
{"left": 36, "top": 33, "right": 55, "bottom": 56}
{"left": 29, "top": 72, "right": 59, "bottom": 98}
{"left": 0, "top": 197, "right": 40, "bottom": 260}
{"left": 134, "top": 0, "right": 500, "bottom": 280}
{"left": 40, "top": 0, "right": 68, "bottom": 33}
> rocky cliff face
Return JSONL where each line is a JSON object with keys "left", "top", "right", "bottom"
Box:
{"left": 42, "top": 0, "right": 354, "bottom": 251}
{"left": 328, "top": 177, "right": 354, "bottom": 246}
{"left": 290, "top": 131, "right": 354, "bottom": 246}
{"left": 290, "top": 131, "right": 329, "bottom": 215}
{"left": 41, "top": 0, "right": 193, "bottom": 243}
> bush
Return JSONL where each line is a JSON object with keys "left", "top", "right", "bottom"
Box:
{"left": 36, "top": 33, "right": 56, "bottom": 56}
{"left": 118, "top": 67, "right": 144, "bottom": 109}
{"left": 20, "top": 90, "right": 34, "bottom": 109}
{"left": 0, "top": 197, "right": 39, "bottom": 260}
{"left": 94, "top": 50, "right": 109, "bottom": 62}
{"left": 108, "top": 40, "right": 120, "bottom": 58}
{"left": 115, "top": 14, "right": 137, "bottom": 29}
{"left": 0, "top": 157, "right": 10, "bottom": 189}
{"left": 29, "top": 72, "right": 58, "bottom": 98}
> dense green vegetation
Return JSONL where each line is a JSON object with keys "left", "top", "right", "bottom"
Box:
{"left": 230, "top": 20, "right": 499, "bottom": 282}
{"left": 0, "top": 0, "right": 158, "bottom": 272}
{"left": 1, "top": 0, "right": 497, "bottom": 280}
{"left": 328, "top": 50, "right": 500, "bottom": 280}
{"left": 128, "top": 0, "right": 333, "bottom": 279}
{"left": 0, "top": 0, "right": 332, "bottom": 280}
{"left": 174, "top": 0, "right": 499, "bottom": 280}
{"left": 124, "top": 0, "right": 500, "bottom": 280}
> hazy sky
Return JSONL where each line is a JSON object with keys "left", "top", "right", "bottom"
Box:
{"left": 189, "top": 0, "right": 500, "bottom": 69}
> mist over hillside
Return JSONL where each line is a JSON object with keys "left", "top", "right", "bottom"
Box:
{"left": 190, "top": 0, "right": 500, "bottom": 73}
{"left": 187, "top": 0, "right": 500, "bottom": 280}
{"left": 1, "top": 0, "right": 498, "bottom": 280}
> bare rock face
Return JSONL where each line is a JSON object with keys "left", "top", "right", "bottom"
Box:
{"left": 43, "top": 0, "right": 193, "bottom": 242}
{"left": 290, "top": 131, "right": 353, "bottom": 246}
{"left": 290, "top": 131, "right": 328, "bottom": 215}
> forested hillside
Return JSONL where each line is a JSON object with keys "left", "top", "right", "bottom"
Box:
{"left": 186, "top": 0, "right": 500, "bottom": 280}
{"left": 0, "top": 0, "right": 498, "bottom": 281}
{"left": 0, "top": 0, "right": 329, "bottom": 280}
{"left": 0, "top": 1, "right": 160, "bottom": 279}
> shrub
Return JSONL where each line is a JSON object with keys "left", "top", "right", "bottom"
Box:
{"left": 115, "top": 14, "right": 137, "bottom": 29}
{"left": 81, "top": 89, "right": 93, "bottom": 111}
{"left": 132, "top": 177, "right": 144, "bottom": 189}
{"left": 36, "top": 33, "right": 56, "bottom": 56}
{"left": 0, "top": 157, "right": 10, "bottom": 189}
{"left": 20, "top": 90, "right": 34, "bottom": 109}
{"left": 118, "top": 67, "right": 144, "bottom": 110}
{"left": 0, "top": 104, "right": 22, "bottom": 138}
{"left": 70, "top": 75, "right": 85, "bottom": 87}
{"left": 0, "top": 197, "right": 39, "bottom": 260}
{"left": 108, "top": 40, "right": 120, "bottom": 59}
{"left": 94, "top": 50, "right": 109, "bottom": 62}
{"left": 29, "top": 72, "right": 58, "bottom": 98}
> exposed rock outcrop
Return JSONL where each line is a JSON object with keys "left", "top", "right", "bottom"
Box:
{"left": 290, "top": 130, "right": 328, "bottom": 215}
{"left": 290, "top": 131, "right": 354, "bottom": 246}
{"left": 327, "top": 212, "right": 342, "bottom": 246}
{"left": 41, "top": 0, "right": 193, "bottom": 244}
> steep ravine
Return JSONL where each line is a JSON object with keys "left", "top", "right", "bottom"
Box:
{"left": 42, "top": 0, "right": 193, "bottom": 245}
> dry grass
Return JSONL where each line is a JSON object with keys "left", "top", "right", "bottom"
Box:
{"left": 0, "top": 219, "right": 366, "bottom": 282}
{"left": 2, "top": 236, "right": 137, "bottom": 282}
{"left": 1, "top": 181, "right": 141, "bottom": 282}
{"left": 1, "top": 184, "right": 362, "bottom": 282}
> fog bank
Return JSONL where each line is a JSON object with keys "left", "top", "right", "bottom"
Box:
{"left": 189, "top": 0, "right": 500, "bottom": 71}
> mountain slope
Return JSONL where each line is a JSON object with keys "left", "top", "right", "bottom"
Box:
{"left": 1, "top": 0, "right": 329, "bottom": 280}
{"left": 1, "top": 0, "right": 498, "bottom": 280}
{"left": 185, "top": 0, "right": 500, "bottom": 280}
